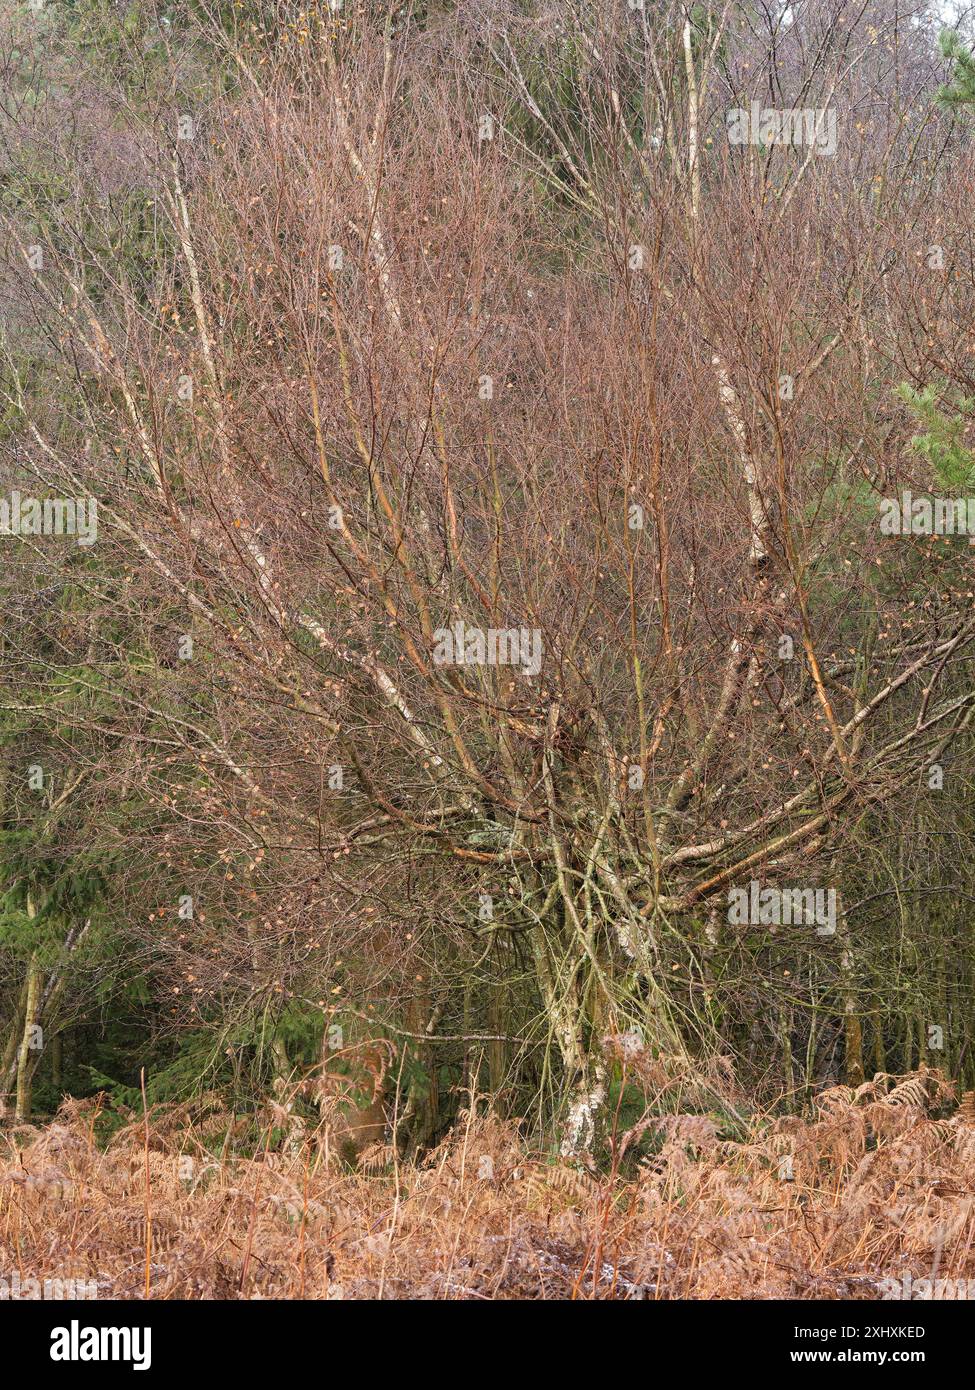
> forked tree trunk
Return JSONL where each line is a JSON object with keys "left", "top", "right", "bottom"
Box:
{"left": 528, "top": 923, "right": 607, "bottom": 1160}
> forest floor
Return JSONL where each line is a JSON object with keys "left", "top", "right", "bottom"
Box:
{"left": 2, "top": 1070, "right": 974, "bottom": 1300}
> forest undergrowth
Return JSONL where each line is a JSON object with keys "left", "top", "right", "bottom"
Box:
{"left": 3, "top": 1068, "right": 973, "bottom": 1300}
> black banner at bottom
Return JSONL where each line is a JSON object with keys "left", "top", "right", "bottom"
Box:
{"left": 0, "top": 1294, "right": 965, "bottom": 1375}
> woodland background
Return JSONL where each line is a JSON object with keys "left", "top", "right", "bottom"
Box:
{"left": 2, "top": 0, "right": 975, "bottom": 1209}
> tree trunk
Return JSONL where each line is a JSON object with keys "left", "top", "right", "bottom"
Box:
{"left": 780, "top": 1006, "right": 795, "bottom": 1111}
{"left": 15, "top": 955, "right": 42, "bottom": 1124}
{"left": 51, "top": 1032, "right": 63, "bottom": 1093}
{"left": 835, "top": 889, "right": 864, "bottom": 1087}
{"left": 0, "top": 977, "right": 29, "bottom": 1118}
{"left": 529, "top": 924, "right": 605, "bottom": 1160}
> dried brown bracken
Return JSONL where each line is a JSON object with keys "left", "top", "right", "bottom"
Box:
{"left": 2, "top": 1072, "right": 973, "bottom": 1300}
